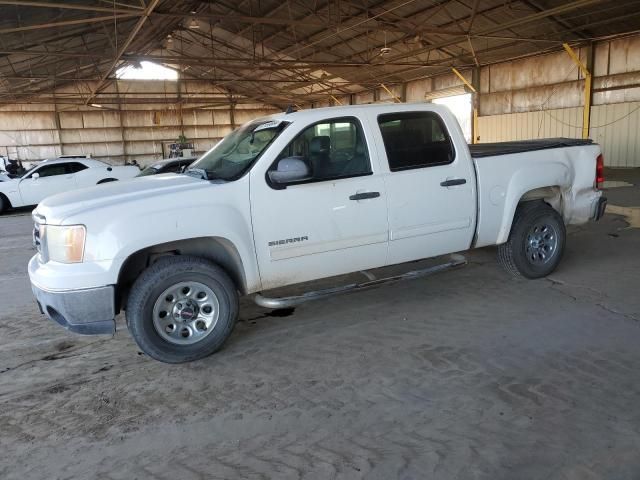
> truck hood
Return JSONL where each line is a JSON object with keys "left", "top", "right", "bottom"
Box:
{"left": 36, "top": 174, "right": 210, "bottom": 224}
{"left": 0, "top": 176, "right": 17, "bottom": 187}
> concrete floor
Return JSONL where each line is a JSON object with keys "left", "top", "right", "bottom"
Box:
{"left": 1, "top": 178, "right": 639, "bottom": 479}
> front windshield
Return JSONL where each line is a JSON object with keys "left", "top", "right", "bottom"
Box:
{"left": 21, "top": 164, "right": 39, "bottom": 179}
{"left": 188, "top": 119, "right": 288, "bottom": 180}
{"left": 137, "top": 165, "right": 160, "bottom": 177}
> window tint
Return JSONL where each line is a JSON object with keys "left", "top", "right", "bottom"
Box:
{"left": 272, "top": 117, "right": 371, "bottom": 183}
{"left": 165, "top": 162, "right": 187, "bottom": 173}
{"left": 378, "top": 111, "right": 454, "bottom": 171}
{"left": 67, "top": 162, "right": 88, "bottom": 173}
{"left": 34, "top": 164, "right": 68, "bottom": 178}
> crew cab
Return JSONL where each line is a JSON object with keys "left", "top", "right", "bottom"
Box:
{"left": 0, "top": 158, "right": 139, "bottom": 214}
{"left": 28, "top": 103, "right": 606, "bottom": 363}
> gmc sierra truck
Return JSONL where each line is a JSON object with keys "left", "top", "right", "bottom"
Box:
{"left": 28, "top": 103, "right": 607, "bottom": 363}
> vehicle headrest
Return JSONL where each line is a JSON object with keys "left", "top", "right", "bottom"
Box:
{"left": 309, "top": 136, "right": 330, "bottom": 154}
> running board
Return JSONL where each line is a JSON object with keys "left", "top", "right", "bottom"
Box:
{"left": 254, "top": 254, "right": 467, "bottom": 309}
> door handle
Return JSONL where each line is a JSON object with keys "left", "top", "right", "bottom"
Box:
{"left": 349, "top": 191, "right": 380, "bottom": 201}
{"left": 440, "top": 178, "right": 467, "bottom": 187}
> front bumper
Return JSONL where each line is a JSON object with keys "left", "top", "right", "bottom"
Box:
{"left": 31, "top": 282, "right": 116, "bottom": 335}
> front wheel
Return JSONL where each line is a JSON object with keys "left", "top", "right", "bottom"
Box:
{"left": 497, "top": 201, "right": 566, "bottom": 279}
{"left": 126, "top": 256, "right": 239, "bottom": 363}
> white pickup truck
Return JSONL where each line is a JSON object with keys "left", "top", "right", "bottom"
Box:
{"left": 0, "top": 158, "right": 139, "bottom": 214}
{"left": 28, "top": 103, "right": 607, "bottom": 363}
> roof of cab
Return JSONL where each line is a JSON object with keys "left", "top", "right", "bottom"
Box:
{"left": 265, "top": 101, "right": 447, "bottom": 124}
{"left": 38, "top": 158, "right": 107, "bottom": 168}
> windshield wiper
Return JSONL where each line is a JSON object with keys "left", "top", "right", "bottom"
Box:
{"left": 184, "top": 168, "right": 209, "bottom": 180}
{"left": 204, "top": 170, "right": 228, "bottom": 181}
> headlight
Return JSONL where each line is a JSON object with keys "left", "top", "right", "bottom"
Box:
{"left": 44, "top": 225, "right": 86, "bottom": 263}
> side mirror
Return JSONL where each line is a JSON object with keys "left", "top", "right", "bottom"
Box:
{"left": 268, "top": 157, "right": 311, "bottom": 185}
{"left": 32, "top": 172, "right": 40, "bottom": 180}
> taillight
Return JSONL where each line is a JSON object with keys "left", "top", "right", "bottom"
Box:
{"left": 596, "top": 154, "right": 604, "bottom": 189}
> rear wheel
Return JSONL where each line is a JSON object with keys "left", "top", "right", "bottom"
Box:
{"left": 497, "top": 201, "right": 565, "bottom": 278}
{"left": 126, "top": 256, "right": 239, "bottom": 363}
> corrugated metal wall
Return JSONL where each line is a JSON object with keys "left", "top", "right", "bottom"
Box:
{"left": 476, "top": 34, "right": 640, "bottom": 167}
{"left": 591, "top": 102, "right": 640, "bottom": 167}
{"left": 0, "top": 80, "right": 279, "bottom": 166}
{"left": 477, "top": 102, "right": 640, "bottom": 167}
{"left": 477, "top": 107, "right": 583, "bottom": 142}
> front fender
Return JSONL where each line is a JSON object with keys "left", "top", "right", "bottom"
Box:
{"left": 81, "top": 202, "right": 259, "bottom": 292}
{"left": 0, "top": 180, "right": 22, "bottom": 207}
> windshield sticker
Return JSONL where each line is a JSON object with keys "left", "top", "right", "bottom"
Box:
{"left": 254, "top": 120, "right": 283, "bottom": 132}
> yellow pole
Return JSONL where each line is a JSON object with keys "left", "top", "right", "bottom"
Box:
{"left": 451, "top": 67, "right": 476, "bottom": 93}
{"left": 563, "top": 43, "right": 591, "bottom": 139}
{"left": 582, "top": 74, "right": 592, "bottom": 139}
{"left": 329, "top": 95, "right": 343, "bottom": 106}
{"left": 380, "top": 83, "right": 401, "bottom": 103}
{"left": 472, "top": 107, "right": 479, "bottom": 144}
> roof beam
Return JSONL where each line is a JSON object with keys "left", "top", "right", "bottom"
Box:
{"left": 0, "top": 13, "right": 140, "bottom": 34}
{"left": 0, "top": 49, "right": 470, "bottom": 68}
{"left": 0, "top": 1, "right": 143, "bottom": 14}
{"left": 84, "top": 0, "right": 161, "bottom": 105}
{"left": 384, "top": 0, "right": 606, "bottom": 64}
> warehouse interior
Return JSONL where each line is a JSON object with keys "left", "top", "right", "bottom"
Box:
{"left": 1, "top": 1, "right": 640, "bottom": 478}
{"left": 1, "top": 0, "right": 639, "bottom": 166}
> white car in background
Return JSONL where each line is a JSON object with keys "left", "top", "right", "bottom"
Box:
{"left": 0, "top": 158, "right": 139, "bottom": 214}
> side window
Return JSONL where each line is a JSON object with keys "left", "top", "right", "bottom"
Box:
{"left": 378, "top": 111, "right": 455, "bottom": 172}
{"left": 33, "top": 164, "right": 68, "bottom": 178}
{"left": 67, "top": 162, "right": 88, "bottom": 174}
{"left": 166, "top": 162, "right": 186, "bottom": 173}
{"left": 272, "top": 117, "right": 371, "bottom": 183}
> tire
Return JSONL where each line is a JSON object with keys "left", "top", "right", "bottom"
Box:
{"left": 497, "top": 201, "right": 566, "bottom": 279}
{"left": 126, "top": 256, "right": 239, "bottom": 363}
{"left": 97, "top": 178, "right": 117, "bottom": 184}
{"left": 0, "top": 194, "right": 6, "bottom": 214}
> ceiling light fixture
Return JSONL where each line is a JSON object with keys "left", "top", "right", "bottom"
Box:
{"left": 189, "top": 18, "right": 199, "bottom": 29}
{"left": 380, "top": 30, "right": 392, "bottom": 55}
{"left": 90, "top": 103, "right": 102, "bottom": 108}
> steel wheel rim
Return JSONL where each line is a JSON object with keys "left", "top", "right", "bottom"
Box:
{"left": 525, "top": 222, "right": 559, "bottom": 265}
{"left": 152, "top": 281, "right": 220, "bottom": 345}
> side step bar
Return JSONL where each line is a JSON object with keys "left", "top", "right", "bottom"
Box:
{"left": 254, "top": 254, "right": 467, "bottom": 309}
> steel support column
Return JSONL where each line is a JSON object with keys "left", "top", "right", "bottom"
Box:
{"left": 563, "top": 43, "right": 593, "bottom": 139}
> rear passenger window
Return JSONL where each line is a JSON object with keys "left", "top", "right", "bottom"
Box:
{"left": 272, "top": 117, "right": 371, "bottom": 183}
{"left": 67, "top": 162, "right": 88, "bottom": 174}
{"left": 378, "top": 111, "right": 455, "bottom": 171}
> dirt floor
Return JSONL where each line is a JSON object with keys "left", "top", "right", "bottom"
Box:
{"left": 1, "top": 174, "right": 639, "bottom": 479}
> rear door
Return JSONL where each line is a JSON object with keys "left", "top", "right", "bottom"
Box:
{"left": 250, "top": 116, "right": 389, "bottom": 289}
{"left": 372, "top": 109, "right": 476, "bottom": 265}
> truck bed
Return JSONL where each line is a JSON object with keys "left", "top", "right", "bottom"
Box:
{"left": 469, "top": 138, "right": 593, "bottom": 158}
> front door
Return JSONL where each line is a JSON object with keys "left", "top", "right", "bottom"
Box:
{"left": 250, "top": 116, "right": 389, "bottom": 290}
{"left": 372, "top": 109, "right": 477, "bottom": 265}
{"left": 19, "top": 162, "right": 76, "bottom": 206}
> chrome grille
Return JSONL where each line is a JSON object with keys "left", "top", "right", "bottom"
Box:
{"left": 32, "top": 213, "right": 47, "bottom": 261}
{"left": 33, "top": 223, "right": 41, "bottom": 252}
